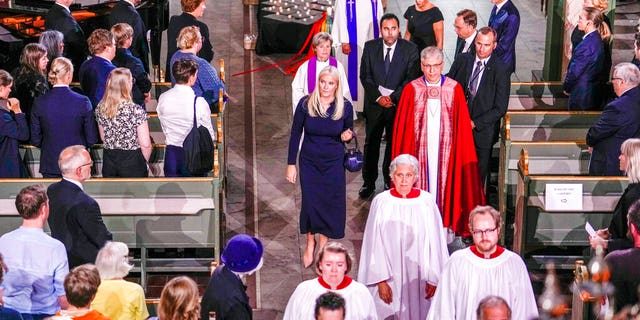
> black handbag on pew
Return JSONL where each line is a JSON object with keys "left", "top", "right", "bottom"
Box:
{"left": 183, "top": 97, "right": 215, "bottom": 175}
{"left": 343, "top": 135, "right": 363, "bottom": 172}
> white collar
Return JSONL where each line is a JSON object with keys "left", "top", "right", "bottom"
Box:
{"left": 55, "top": 2, "right": 70, "bottom": 13}
{"left": 63, "top": 177, "right": 84, "bottom": 190}
{"left": 465, "top": 30, "right": 478, "bottom": 43}
{"left": 384, "top": 40, "right": 397, "bottom": 51}
{"left": 124, "top": 0, "right": 136, "bottom": 7}
{"left": 495, "top": 0, "right": 508, "bottom": 12}
{"left": 474, "top": 56, "right": 490, "bottom": 66}
{"left": 583, "top": 29, "right": 597, "bottom": 39}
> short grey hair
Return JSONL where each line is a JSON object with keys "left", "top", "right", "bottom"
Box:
{"left": 613, "top": 62, "right": 640, "bottom": 86}
{"left": 421, "top": 46, "right": 443, "bottom": 62}
{"left": 312, "top": 32, "right": 333, "bottom": 48}
{"left": 389, "top": 154, "right": 419, "bottom": 177}
{"left": 476, "top": 295, "right": 512, "bottom": 320}
{"left": 95, "top": 241, "right": 133, "bottom": 279}
{"left": 58, "top": 145, "right": 89, "bottom": 175}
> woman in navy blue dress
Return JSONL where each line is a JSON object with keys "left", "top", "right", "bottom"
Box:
{"left": 286, "top": 66, "right": 354, "bottom": 268}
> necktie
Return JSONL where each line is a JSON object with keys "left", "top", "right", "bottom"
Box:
{"left": 455, "top": 37, "right": 465, "bottom": 55}
{"left": 489, "top": 5, "right": 497, "bottom": 26}
{"left": 384, "top": 47, "right": 391, "bottom": 75}
{"left": 468, "top": 61, "right": 483, "bottom": 97}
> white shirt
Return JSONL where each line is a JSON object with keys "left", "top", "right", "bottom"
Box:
{"left": 156, "top": 84, "right": 215, "bottom": 147}
{"left": 383, "top": 41, "right": 397, "bottom": 62}
{"left": 54, "top": 1, "right": 70, "bottom": 13}
{"left": 470, "top": 56, "right": 490, "bottom": 93}
{"left": 495, "top": 0, "right": 509, "bottom": 13}
{"left": 63, "top": 177, "right": 83, "bottom": 190}
{"left": 463, "top": 30, "right": 477, "bottom": 53}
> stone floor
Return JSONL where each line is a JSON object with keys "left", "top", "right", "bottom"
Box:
{"left": 174, "top": 0, "right": 639, "bottom": 318}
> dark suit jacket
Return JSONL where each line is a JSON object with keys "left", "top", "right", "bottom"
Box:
{"left": 47, "top": 179, "right": 112, "bottom": 267}
{"left": 489, "top": 0, "right": 520, "bottom": 74}
{"left": 112, "top": 48, "right": 152, "bottom": 106}
{"left": 108, "top": 0, "right": 149, "bottom": 72}
{"left": 454, "top": 34, "right": 476, "bottom": 56}
{"left": 79, "top": 56, "right": 117, "bottom": 108}
{"left": 587, "top": 86, "right": 640, "bottom": 176}
{"left": 447, "top": 52, "right": 510, "bottom": 148}
{"left": 165, "top": 12, "right": 214, "bottom": 74}
{"left": 200, "top": 265, "right": 252, "bottom": 320}
{"left": 359, "top": 38, "right": 419, "bottom": 118}
{"left": 563, "top": 31, "right": 605, "bottom": 110}
{"left": 31, "top": 87, "right": 99, "bottom": 176}
{"left": 44, "top": 3, "right": 88, "bottom": 79}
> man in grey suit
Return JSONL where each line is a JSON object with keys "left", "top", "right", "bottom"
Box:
{"left": 358, "top": 13, "right": 420, "bottom": 198}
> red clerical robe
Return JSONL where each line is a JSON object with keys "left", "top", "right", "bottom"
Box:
{"left": 392, "top": 76, "right": 485, "bottom": 236}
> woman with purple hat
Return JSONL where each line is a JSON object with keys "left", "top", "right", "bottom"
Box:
{"left": 200, "top": 234, "right": 264, "bottom": 320}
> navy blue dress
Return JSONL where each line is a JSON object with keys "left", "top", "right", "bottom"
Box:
{"left": 0, "top": 108, "right": 28, "bottom": 177}
{"left": 287, "top": 97, "right": 353, "bottom": 239}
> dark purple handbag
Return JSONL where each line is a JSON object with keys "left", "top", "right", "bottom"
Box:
{"left": 343, "top": 135, "right": 363, "bottom": 172}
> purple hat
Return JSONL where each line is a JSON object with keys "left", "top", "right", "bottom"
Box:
{"left": 221, "top": 234, "right": 264, "bottom": 273}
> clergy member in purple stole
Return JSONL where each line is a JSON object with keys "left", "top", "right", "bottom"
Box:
{"left": 331, "top": 0, "right": 383, "bottom": 113}
{"left": 292, "top": 32, "right": 352, "bottom": 113}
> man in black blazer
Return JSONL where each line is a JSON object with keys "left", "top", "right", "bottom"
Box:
{"left": 358, "top": 13, "right": 420, "bottom": 198}
{"left": 453, "top": 9, "right": 477, "bottom": 57}
{"left": 47, "top": 145, "right": 112, "bottom": 267}
{"left": 165, "top": 0, "right": 214, "bottom": 75}
{"left": 44, "top": 0, "right": 88, "bottom": 80}
{"left": 587, "top": 63, "right": 640, "bottom": 176}
{"left": 108, "top": 0, "right": 150, "bottom": 73}
{"left": 447, "top": 27, "right": 510, "bottom": 185}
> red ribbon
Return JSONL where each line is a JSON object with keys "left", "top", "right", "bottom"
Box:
{"left": 231, "top": 12, "right": 327, "bottom": 77}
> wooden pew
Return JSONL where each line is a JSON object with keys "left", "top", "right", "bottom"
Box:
{"left": 513, "top": 149, "right": 625, "bottom": 269}
{"left": 498, "top": 111, "right": 601, "bottom": 222}
{"left": 508, "top": 81, "right": 567, "bottom": 110}
{"left": 498, "top": 141, "right": 590, "bottom": 223}
{"left": 0, "top": 177, "right": 223, "bottom": 289}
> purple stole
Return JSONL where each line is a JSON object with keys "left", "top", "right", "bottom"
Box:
{"left": 307, "top": 56, "right": 338, "bottom": 90}
{"left": 346, "top": 0, "right": 379, "bottom": 100}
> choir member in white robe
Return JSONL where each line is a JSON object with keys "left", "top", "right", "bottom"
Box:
{"left": 292, "top": 32, "right": 351, "bottom": 113}
{"left": 427, "top": 206, "right": 539, "bottom": 320}
{"left": 331, "top": 0, "right": 383, "bottom": 112}
{"left": 283, "top": 242, "right": 378, "bottom": 320}
{"left": 358, "top": 154, "right": 449, "bottom": 319}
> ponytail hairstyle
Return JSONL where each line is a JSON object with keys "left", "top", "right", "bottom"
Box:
{"left": 583, "top": 7, "right": 611, "bottom": 43}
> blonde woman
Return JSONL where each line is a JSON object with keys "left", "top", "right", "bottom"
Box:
{"left": 148, "top": 276, "right": 200, "bottom": 320}
{"left": 286, "top": 66, "right": 354, "bottom": 268}
{"left": 31, "top": 57, "right": 98, "bottom": 178}
{"left": 590, "top": 138, "right": 640, "bottom": 252}
{"left": 169, "top": 25, "right": 225, "bottom": 109}
{"left": 91, "top": 242, "right": 149, "bottom": 320}
{"left": 95, "top": 68, "right": 152, "bottom": 177}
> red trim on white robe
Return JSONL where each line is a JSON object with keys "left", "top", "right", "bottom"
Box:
{"left": 389, "top": 188, "right": 421, "bottom": 198}
{"left": 470, "top": 245, "right": 505, "bottom": 259}
{"left": 318, "top": 275, "right": 353, "bottom": 290}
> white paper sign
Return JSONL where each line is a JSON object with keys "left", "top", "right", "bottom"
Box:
{"left": 545, "top": 184, "right": 583, "bottom": 211}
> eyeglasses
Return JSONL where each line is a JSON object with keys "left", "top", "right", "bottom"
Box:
{"left": 471, "top": 227, "right": 498, "bottom": 237}
{"left": 421, "top": 62, "right": 443, "bottom": 70}
{"left": 78, "top": 161, "right": 93, "bottom": 169}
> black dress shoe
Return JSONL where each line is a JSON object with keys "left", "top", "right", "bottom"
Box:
{"left": 384, "top": 182, "right": 391, "bottom": 190}
{"left": 359, "top": 185, "right": 375, "bottom": 199}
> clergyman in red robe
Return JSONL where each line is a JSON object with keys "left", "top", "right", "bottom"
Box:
{"left": 391, "top": 46, "right": 485, "bottom": 236}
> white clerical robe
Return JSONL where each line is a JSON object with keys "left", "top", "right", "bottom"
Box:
{"left": 426, "top": 247, "right": 539, "bottom": 320}
{"left": 358, "top": 189, "right": 449, "bottom": 320}
{"left": 283, "top": 277, "right": 378, "bottom": 320}
{"left": 291, "top": 58, "right": 352, "bottom": 113}
{"left": 426, "top": 80, "right": 441, "bottom": 195}
{"left": 331, "top": 0, "right": 383, "bottom": 112}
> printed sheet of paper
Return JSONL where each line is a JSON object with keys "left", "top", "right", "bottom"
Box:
{"left": 545, "top": 183, "right": 583, "bottom": 211}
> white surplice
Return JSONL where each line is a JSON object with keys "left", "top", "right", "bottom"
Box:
{"left": 331, "top": 0, "right": 383, "bottom": 112}
{"left": 291, "top": 58, "right": 352, "bottom": 113}
{"left": 358, "top": 189, "right": 449, "bottom": 319}
{"left": 426, "top": 80, "right": 441, "bottom": 195}
{"left": 282, "top": 277, "right": 378, "bottom": 320}
{"left": 426, "top": 248, "right": 539, "bottom": 320}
